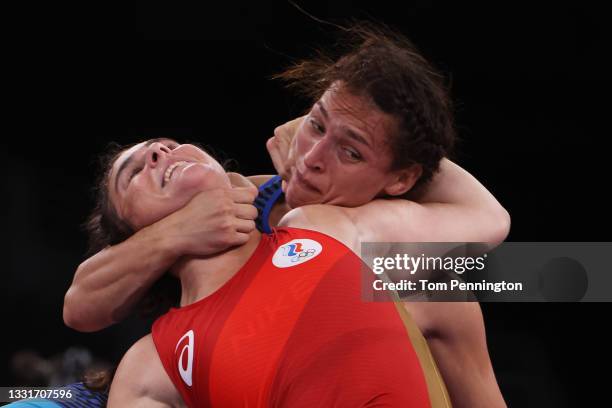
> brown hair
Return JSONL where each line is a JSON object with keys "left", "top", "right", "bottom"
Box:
{"left": 81, "top": 141, "right": 180, "bottom": 392}
{"left": 84, "top": 141, "right": 182, "bottom": 314}
{"left": 275, "top": 22, "right": 456, "bottom": 188}
{"left": 83, "top": 139, "right": 235, "bottom": 330}
{"left": 84, "top": 142, "right": 135, "bottom": 256}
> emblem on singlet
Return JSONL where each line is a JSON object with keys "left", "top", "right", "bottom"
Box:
{"left": 272, "top": 239, "right": 323, "bottom": 268}
{"left": 175, "top": 330, "right": 195, "bottom": 387}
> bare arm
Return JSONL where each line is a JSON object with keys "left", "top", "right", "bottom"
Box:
{"left": 278, "top": 204, "right": 359, "bottom": 251}
{"left": 108, "top": 334, "right": 184, "bottom": 408}
{"left": 406, "top": 302, "right": 506, "bottom": 408}
{"left": 64, "top": 224, "right": 177, "bottom": 332}
{"left": 64, "top": 184, "right": 258, "bottom": 332}
{"left": 350, "top": 159, "right": 510, "bottom": 246}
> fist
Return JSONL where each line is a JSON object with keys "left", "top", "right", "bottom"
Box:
{"left": 266, "top": 117, "right": 304, "bottom": 186}
{"left": 155, "top": 179, "right": 259, "bottom": 257}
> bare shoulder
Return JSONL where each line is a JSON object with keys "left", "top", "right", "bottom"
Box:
{"left": 108, "top": 334, "right": 184, "bottom": 408}
{"left": 278, "top": 205, "right": 360, "bottom": 252}
{"left": 344, "top": 198, "right": 428, "bottom": 242}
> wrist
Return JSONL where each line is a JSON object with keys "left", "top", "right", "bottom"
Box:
{"left": 136, "top": 222, "right": 182, "bottom": 264}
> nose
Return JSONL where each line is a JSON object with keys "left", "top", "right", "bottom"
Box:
{"left": 303, "top": 138, "right": 328, "bottom": 173}
{"left": 146, "top": 142, "right": 172, "bottom": 168}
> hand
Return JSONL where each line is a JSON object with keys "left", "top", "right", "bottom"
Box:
{"left": 266, "top": 117, "right": 304, "bottom": 187}
{"left": 149, "top": 178, "right": 258, "bottom": 257}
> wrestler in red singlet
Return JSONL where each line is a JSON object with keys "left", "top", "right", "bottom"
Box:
{"left": 153, "top": 227, "right": 450, "bottom": 407}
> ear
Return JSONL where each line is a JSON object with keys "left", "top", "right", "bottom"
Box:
{"left": 383, "top": 164, "right": 423, "bottom": 196}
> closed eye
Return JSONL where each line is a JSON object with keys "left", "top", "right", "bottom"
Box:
{"left": 129, "top": 166, "right": 143, "bottom": 181}
{"left": 310, "top": 117, "right": 325, "bottom": 134}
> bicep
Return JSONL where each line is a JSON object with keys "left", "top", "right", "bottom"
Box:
{"left": 353, "top": 199, "right": 508, "bottom": 245}
{"left": 108, "top": 335, "right": 182, "bottom": 408}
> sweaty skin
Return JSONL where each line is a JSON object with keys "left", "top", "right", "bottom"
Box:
{"left": 105, "top": 148, "right": 444, "bottom": 406}
{"left": 68, "top": 86, "right": 509, "bottom": 407}
{"left": 101, "top": 138, "right": 506, "bottom": 407}
{"left": 65, "top": 87, "right": 509, "bottom": 330}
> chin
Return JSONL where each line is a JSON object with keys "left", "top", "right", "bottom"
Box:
{"left": 285, "top": 193, "right": 300, "bottom": 209}
{"left": 175, "top": 166, "right": 228, "bottom": 195}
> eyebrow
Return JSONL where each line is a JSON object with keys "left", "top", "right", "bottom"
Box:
{"left": 316, "top": 101, "right": 329, "bottom": 119}
{"left": 114, "top": 138, "right": 171, "bottom": 193}
{"left": 315, "top": 101, "right": 373, "bottom": 149}
{"left": 344, "top": 128, "right": 372, "bottom": 149}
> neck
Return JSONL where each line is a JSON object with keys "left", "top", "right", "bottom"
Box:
{"left": 171, "top": 230, "right": 262, "bottom": 306}
{"left": 269, "top": 195, "right": 292, "bottom": 227}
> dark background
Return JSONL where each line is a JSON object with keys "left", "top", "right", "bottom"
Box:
{"left": 4, "top": 2, "right": 611, "bottom": 406}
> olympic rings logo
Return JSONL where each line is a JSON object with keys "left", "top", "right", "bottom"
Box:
{"left": 290, "top": 248, "right": 317, "bottom": 262}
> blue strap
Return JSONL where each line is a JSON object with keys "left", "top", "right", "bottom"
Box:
{"left": 254, "top": 175, "right": 284, "bottom": 234}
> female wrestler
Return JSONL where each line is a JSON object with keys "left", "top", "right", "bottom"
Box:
{"left": 98, "top": 138, "right": 504, "bottom": 407}
{"left": 65, "top": 25, "right": 509, "bottom": 331}
{"left": 100, "top": 138, "right": 452, "bottom": 407}
{"left": 65, "top": 27, "right": 508, "bottom": 407}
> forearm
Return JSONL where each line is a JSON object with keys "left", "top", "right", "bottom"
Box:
{"left": 429, "top": 337, "right": 505, "bottom": 407}
{"left": 64, "top": 184, "right": 258, "bottom": 332}
{"left": 410, "top": 159, "right": 500, "bottom": 208}
{"left": 410, "top": 159, "right": 510, "bottom": 244}
{"left": 356, "top": 160, "right": 509, "bottom": 245}
{"left": 421, "top": 303, "right": 506, "bottom": 408}
{"left": 64, "top": 225, "right": 178, "bottom": 332}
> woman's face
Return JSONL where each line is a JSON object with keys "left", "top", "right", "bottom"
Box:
{"left": 108, "top": 139, "right": 230, "bottom": 230}
{"left": 284, "top": 82, "right": 417, "bottom": 208}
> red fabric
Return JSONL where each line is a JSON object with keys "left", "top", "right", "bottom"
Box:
{"left": 152, "top": 227, "right": 431, "bottom": 407}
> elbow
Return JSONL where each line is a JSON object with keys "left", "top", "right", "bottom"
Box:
{"left": 63, "top": 288, "right": 86, "bottom": 331}
{"left": 485, "top": 207, "right": 511, "bottom": 249}
{"left": 63, "top": 287, "right": 103, "bottom": 333}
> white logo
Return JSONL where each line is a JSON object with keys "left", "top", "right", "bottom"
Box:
{"left": 175, "top": 330, "right": 194, "bottom": 387}
{"left": 272, "top": 239, "right": 323, "bottom": 268}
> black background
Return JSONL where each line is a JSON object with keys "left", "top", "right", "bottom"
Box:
{"left": 3, "top": 2, "right": 611, "bottom": 406}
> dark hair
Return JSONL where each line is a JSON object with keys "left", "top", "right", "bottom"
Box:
{"left": 84, "top": 142, "right": 135, "bottom": 256}
{"left": 275, "top": 22, "right": 455, "bottom": 188}
{"left": 82, "top": 365, "right": 117, "bottom": 393}
{"left": 83, "top": 142, "right": 181, "bottom": 315}
{"left": 83, "top": 138, "right": 236, "bottom": 321}
{"left": 81, "top": 141, "right": 181, "bottom": 392}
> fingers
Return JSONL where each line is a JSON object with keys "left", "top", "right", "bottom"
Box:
{"left": 231, "top": 232, "right": 251, "bottom": 246}
{"left": 226, "top": 173, "right": 258, "bottom": 200}
{"left": 267, "top": 137, "right": 286, "bottom": 178}
{"left": 268, "top": 118, "right": 306, "bottom": 178}
{"left": 227, "top": 172, "right": 255, "bottom": 189}
{"left": 229, "top": 185, "right": 258, "bottom": 204}
{"left": 234, "top": 202, "right": 258, "bottom": 221}
{"left": 266, "top": 136, "right": 277, "bottom": 152}
{"left": 235, "top": 218, "right": 256, "bottom": 234}
{"left": 274, "top": 116, "right": 305, "bottom": 139}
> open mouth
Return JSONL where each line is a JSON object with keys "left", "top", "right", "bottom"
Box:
{"left": 162, "top": 161, "right": 189, "bottom": 187}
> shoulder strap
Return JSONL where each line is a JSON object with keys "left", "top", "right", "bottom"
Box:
{"left": 254, "top": 175, "right": 284, "bottom": 234}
